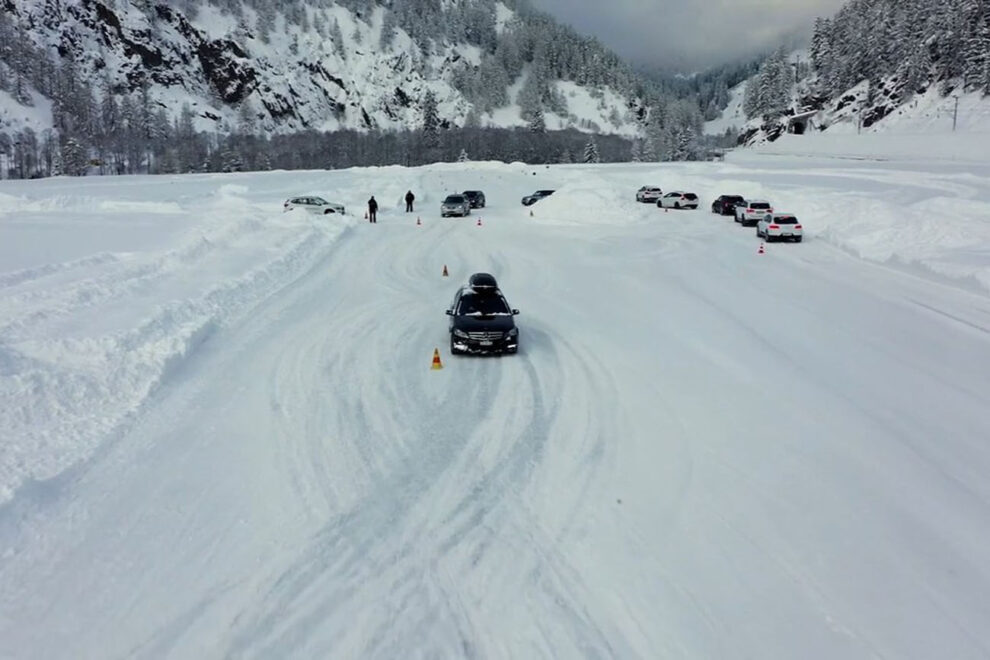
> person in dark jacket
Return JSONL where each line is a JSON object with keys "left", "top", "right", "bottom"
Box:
{"left": 368, "top": 195, "right": 378, "bottom": 223}
{"left": 405, "top": 190, "right": 415, "bottom": 212}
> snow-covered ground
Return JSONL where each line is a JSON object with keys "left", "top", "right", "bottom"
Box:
{"left": 2, "top": 153, "right": 990, "bottom": 658}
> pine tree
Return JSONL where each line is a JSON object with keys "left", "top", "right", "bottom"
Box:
{"left": 458, "top": 148, "right": 469, "bottom": 162}
{"left": 421, "top": 90, "right": 442, "bottom": 151}
{"left": 527, "top": 106, "right": 546, "bottom": 133}
{"left": 630, "top": 139, "right": 642, "bottom": 162}
{"left": 583, "top": 137, "right": 600, "bottom": 163}
{"left": 61, "top": 136, "right": 88, "bottom": 176}
{"left": 330, "top": 18, "right": 347, "bottom": 59}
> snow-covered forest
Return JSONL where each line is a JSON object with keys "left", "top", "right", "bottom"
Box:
{"left": 0, "top": 0, "right": 714, "bottom": 178}
{"left": 742, "top": 0, "right": 990, "bottom": 123}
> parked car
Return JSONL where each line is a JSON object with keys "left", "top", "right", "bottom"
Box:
{"left": 446, "top": 274, "right": 520, "bottom": 355}
{"left": 757, "top": 213, "right": 803, "bottom": 242}
{"left": 657, "top": 191, "right": 699, "bottom": 209}
{"left": 735, "top": 199, "right": 773, "bottom": 226}
{"left": 283, "top": 196, "right": 345, "bottom": 214}
{"left": 462, "top": 190, "right": 486, "bottom": 208}
{"left": 711, "top": 194, "right": 745, "bottom": 215}
{"left": 636, "top": 186, "right": 663, "bottom": 203}
{"left": 441, "top": 194, "right": 471, "bottom": 217}
{"left": 521, "top": 190, "right": 555, "bottom": 206}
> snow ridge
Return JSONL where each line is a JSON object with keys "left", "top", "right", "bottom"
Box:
{"left": 0, "top": 182, "right": 352, "bottom": 504}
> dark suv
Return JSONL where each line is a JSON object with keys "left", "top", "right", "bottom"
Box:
{"left": 446, "top": 273, "right": 520, "bottom": 355}
{"left": 711, "top": 194, "right": 745, "bottom": 215}
{"left": 521, "top": 190, "right": 554, "bottom": 206}
{"left": 462, "top": 190, "right": 486, "bottom": 208}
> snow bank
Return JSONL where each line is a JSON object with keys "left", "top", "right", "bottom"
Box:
{"left": 0, "top": 174, "right": 353, "bottom": 504}
{"left": 748, "top": 131, "right": 990, "bottom": 164}
{"left": 525, "top": 174, "right": 640, "bottom": 226}
{"left": 721, "top": 147, "right": 990, "bottom": 293}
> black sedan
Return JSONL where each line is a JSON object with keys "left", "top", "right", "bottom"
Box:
{"left": 446, "top": 275, "right": 520, "bottom": 355}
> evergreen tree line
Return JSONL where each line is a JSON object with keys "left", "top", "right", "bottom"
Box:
{"left": 742, "top": 49, "right": 812, "bottom": 119}
{"left": 638, "top": 58, "right": 763, "bottom": 121}
{"left": 1, "top": 119, "right": 638, "bottom": 179}
{"left": 809, "top": 0, "right": 990, "bottom": 101}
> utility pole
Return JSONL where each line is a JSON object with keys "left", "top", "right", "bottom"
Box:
{"left": 953, "top": 95, "right": 959, "bottom": 132}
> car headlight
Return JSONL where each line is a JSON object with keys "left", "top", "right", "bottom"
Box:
{"left": 507, "top": 327, "right": 518, "bottom": 337}
{"left": 453, "top": 329, "right": 469, "bottom": 338}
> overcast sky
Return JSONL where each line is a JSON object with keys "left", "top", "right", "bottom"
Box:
{"left": 528, "top": 0, "right": 849, "bottom": 71}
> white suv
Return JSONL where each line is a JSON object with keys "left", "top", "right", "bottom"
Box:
{"left": 284, "top": 196, "right": 346, "bottom": 214}
{"left": 658, "top": 191, "right": 699, "bottom": 209}
{"left": 757, "top": 213, "right": 803, "bottom": 242}
{"left": 636, "top": 186, "right": 663, "bottom": 203}
{"left": 735, "top": 200, "right": 772, "bottom": 226}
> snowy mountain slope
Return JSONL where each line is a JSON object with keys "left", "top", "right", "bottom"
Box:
{"left": 703, "top": 79, "right": 746, "bottom": 135}
{"left": 2, "top": 154, "right": 990, "bottom": 658}
{"left": 0, "top": 0, "right": 644, "bottom": 137}
{"left": 727, "top": 0, "right": 990, "bottom": 145}
{"left": 0, "top": 87, "right": 53, "bottom": 138}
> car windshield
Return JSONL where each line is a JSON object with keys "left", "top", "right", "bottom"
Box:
{"left": 445, "top": 196, "right": 465, "bottom": 203}
{"left": 312, "top": 197, "right": 328, "bottom": 204}
{"left": 537, "top": 190, "right": 554, "bottom": 195}
{"left": 458, "top": 294, "right": 510, "bottom": 316}
{"left": 751, "top": 202, "right": 770, "bottom": 209}
{"left": 775, "top": 216, "right": 798, "bottom": 224}
{"left": 464, "top": 191, "right": 480, "bottom": 196}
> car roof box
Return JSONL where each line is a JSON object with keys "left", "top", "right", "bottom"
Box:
{"left": 468, "top": 272, "right": 498, "bottom": 291}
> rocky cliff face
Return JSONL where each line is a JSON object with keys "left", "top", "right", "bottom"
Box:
{"left": 2, "top": 0, "right": 644, "bottom": 137}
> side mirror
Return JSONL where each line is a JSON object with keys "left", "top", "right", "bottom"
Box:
{"left": 512, "top": 309, "right": 520, "bottom": 315}
{"left": 445, "top": 309, "right": 453, "bottom": 316}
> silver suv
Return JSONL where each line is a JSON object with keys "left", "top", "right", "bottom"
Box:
{"left": 441, "top": 194, "right": 471, "bottom": 217}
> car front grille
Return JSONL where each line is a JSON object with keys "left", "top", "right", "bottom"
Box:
{"left": 467, "top": 331, "right": 504, "bottom": 340}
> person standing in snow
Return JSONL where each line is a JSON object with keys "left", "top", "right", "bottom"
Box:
{"left": 367, "top": 195, "right": 378, "bottom": 223}
{"left": 405, "top": 190, "right": 415, "bottom": 212}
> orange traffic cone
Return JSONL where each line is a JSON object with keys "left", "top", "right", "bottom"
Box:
{"left": 442, "top": 264, "right": 449, "bottom": 277}
{"left": 529, "top": 210, "right": 533, "bottom": 217}
{"left": 416, "top": 216, "right": 421, "bottom": 226}
{"left": 431, "top": 348, "right": 443, "bottom": 370}
{"left": 758, "top": 243, "right": 765, "bottom": 255}
{"left": 476, "top": 217, "right": 482, "bottom": 226}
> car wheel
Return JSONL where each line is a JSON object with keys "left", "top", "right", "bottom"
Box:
{"left": 795, "top": 237, "right": 803, "bottom": 243}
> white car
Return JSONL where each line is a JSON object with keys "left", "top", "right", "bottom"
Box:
{"left": 735, "top": 199, "right": 772, "bottom": 226}
{"left": 757, "top": 213, "right": 803, "bottom": 242}
{"left": 657, "top": 191, "right": 699, "bottom": 209}
{"left": 283, "top": 196, "right": 346, "bottom": 215}
{"left": 636, "top": 186, "right": 663, "bottom": 203}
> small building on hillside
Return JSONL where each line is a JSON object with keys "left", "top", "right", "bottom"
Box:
{"left": 786, "top": 110, "right": 819, "bottom": 135}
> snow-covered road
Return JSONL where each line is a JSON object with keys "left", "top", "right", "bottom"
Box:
{"left": 2, "top": 158, "right": 990, "bottom": 658}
